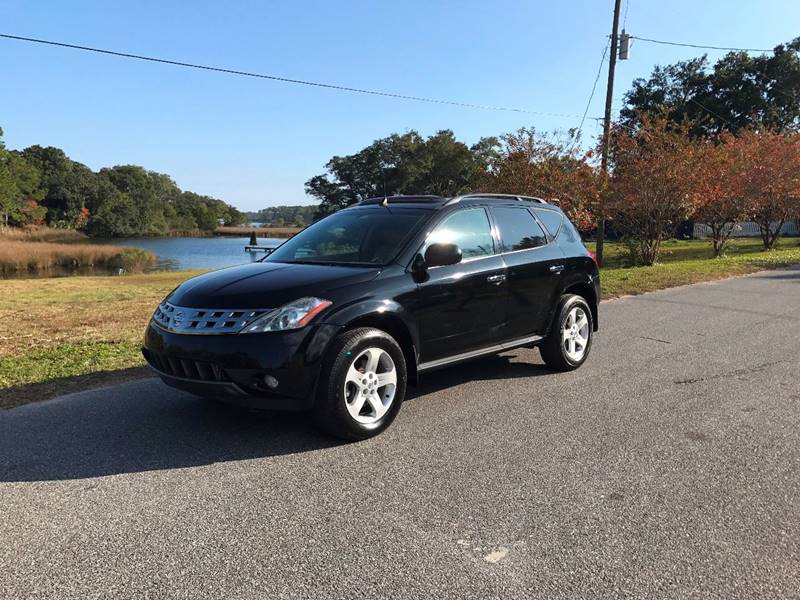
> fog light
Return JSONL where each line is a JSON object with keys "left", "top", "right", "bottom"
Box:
{"left": 263, "top": 374, "right": 279, "bottom": 389}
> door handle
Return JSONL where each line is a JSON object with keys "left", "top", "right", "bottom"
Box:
{"left": 486, "top": 274, "right": 506, "bottom": 285}
{"left": 549, "top": 264, "right": 565, "bottom": 274}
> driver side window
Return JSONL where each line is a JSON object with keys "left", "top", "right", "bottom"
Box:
{"left": 424, "top": 208, "right": 494, "bottom": 259}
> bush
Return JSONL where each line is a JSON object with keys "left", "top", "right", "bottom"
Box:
{"left": 110, "top": 247, "right": 156, "bottom": 273}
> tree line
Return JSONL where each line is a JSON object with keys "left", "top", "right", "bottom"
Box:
{"left": 305, "top": 37, "right": 800, "bottom": 265}
{"left": 243, "top": 205, "right": 315, "bottom": 227}
{"left": 0, "top": 132, "right": 246, "bottom": 237}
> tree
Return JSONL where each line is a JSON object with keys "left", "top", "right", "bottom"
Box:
{"left": 0, "top": 131, "right": 43, "bottom": 227}
{"left": 608, "top": 115, "right": 696, "bottom": 265}
{"left": 732, "top": 129, "right": 800, "bottom": 249}
{"left": 474, "top": 128, "right": 599, "bottom": 230}
{"left": 19, "top": 199, "right": 47, "bottom": 225}
{"left": 20, "top": 145, "right": 93, "bottom": 226}
{"left": 688, "top": 134, "right": 749, "bottom": 257}
{"left": 86, "top": 188, "right": 139, "bottom": 237}
{"left": 305, "top": 130, "right": 487, "bottom": 216}
{"left": 1, "top": 128, "right": 244, "bottom": 236}
{"left": 98, "top": 166, "right": 172, "bottom": 234}
{"left": 621, "top": 38, "right": 800, "bottom": 136}
{"left": 0, "top": 149, "right": 20, "bottom": 227}
{"left": 244, "top": 205, "right": 316, "bottom": 226}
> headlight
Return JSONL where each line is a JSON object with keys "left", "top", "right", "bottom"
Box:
{"left": 239, "top": 297, "right": 332, "bottom": 334}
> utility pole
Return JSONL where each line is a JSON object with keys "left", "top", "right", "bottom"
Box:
{"left": 596, "top": 0, "right": 622, "bottom": 268}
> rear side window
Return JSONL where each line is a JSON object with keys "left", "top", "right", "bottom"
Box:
{"left": 424, "top": 208, "right": 494, "bottom": 259}
{"left": 533, "top": 208, "right": 563, "bottom": 240}
{"left": 560, "top": 216, "right": 583, "bottom": 244}
{"left": 492, "top": 207, "right": 548, "bottom": 252}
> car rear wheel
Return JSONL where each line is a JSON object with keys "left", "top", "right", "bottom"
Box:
{"left": 540, "top": 294, "right": 593, "bottom": 371}
{"left": 312, "top": 327, "right": 407, "bottom": 440}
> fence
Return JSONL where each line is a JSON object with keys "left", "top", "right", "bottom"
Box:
{"left": 693, "top": 221, "right": 799, "bottom": 238}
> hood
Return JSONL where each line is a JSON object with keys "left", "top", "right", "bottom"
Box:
{"left": 168, "top": 261, "right": 381, "bottom": 309}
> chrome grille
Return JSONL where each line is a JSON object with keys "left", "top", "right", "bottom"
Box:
{"left": 151, "top": 301, "right": 271, "bottom": 334}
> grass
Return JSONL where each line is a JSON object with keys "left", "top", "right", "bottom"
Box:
{"left": 215, "top": 226, "right": 302, "bottom": 238}
{"left": 587, "top": 237, "right": 799, "bottom": 268}
{"left": 584, "top": 237, "right": 800, "bottom": 296}
{"left": 0, "top": 240, "right": 156, "bottom": 276}
{"left": 1, "top": 238, "right": 798, "bottom": 407}
{"left": 0, "top": 227, "right": 157, "bottom": 276}
{"left": 0, "top": 270, "right": 202, "bottom": 407}
{"left": 0, "top": 226, "right": 89, "bottom": 243}
{"left": 601, "top": 249, "right": 800, "bottom": 297}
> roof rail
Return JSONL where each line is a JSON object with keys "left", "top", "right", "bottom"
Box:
{"left": 446, "top": 193, "right": 548, "bottom": 205}
{"left": 359, "top": 195, "right": 444, "bottom": 205}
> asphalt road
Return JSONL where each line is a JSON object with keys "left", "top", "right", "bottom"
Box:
{"left": 2, "top": 267, "right": 799, "bottom": 599}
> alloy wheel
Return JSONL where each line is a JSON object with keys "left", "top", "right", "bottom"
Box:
{"left": 562, "top": 306, "right": 590, "bottom": 362}
{"left": 343, "top": 347, "right": 398, "bottom": 424}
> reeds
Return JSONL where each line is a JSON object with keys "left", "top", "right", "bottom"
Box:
{"left": 0, "top": 240, "right": 155, "bottom": 276}
{"left": 0, "top": 227, "right": 89, "bottom": 244}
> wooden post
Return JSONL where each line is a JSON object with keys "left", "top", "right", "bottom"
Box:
{"left": 597, "top": 0, "right": 622, "bottom": 268}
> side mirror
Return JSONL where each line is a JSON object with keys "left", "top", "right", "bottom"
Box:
{"left": 423, "top": 243, "right": 462, "bottom": 268}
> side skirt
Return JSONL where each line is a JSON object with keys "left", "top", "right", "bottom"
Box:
{"left": 417, "top": 334, "right": 543, "bottom": 373}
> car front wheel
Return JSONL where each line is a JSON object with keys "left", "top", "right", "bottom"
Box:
{"left": 312, "top": 327, "right": 407, "bottom": 440}
{"left": 540, "top": 294, "right": 593, "bottom": 371}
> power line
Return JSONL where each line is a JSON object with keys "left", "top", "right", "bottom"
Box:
{"left": 688, "top": 97, "right": 734, "bottom": 127}
{"left": 0, "top": 32, "right": 586, "bottom": 119}
{"left": 574, "top": 41, "right": 610, "bottom": 143}
{"left": 631, "top": 35, "right": 773, "bottom": 53}
{"left": 622, "top": 0, "right": 630, "bottom": 30}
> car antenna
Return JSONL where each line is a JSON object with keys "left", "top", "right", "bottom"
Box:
{"left": 380, "top": 171, "right": 389, "bottom": 207}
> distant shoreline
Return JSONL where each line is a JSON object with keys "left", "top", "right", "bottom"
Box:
{"left": 1, "top": 225, "right": 302, "bottom": 279}
{"left": 213, "top": 226, "right": 302, "bottom": 238}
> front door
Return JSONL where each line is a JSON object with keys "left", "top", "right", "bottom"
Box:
{"left": 490, "top": 206, "right": 566, "bottom": 339}
{"left": 408, "top": 207, "right": 508, "bottom": 363}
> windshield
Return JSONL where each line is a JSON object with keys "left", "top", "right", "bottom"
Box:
{"left": 266, "top": 208, "right": 430, "bottom": 266}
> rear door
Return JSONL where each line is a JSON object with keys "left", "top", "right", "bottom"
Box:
{"left": 408, "top": 207, "right": 508, "bottom": 363}
{"left": 491, "top": 206, "right": 566, "bottom": 339}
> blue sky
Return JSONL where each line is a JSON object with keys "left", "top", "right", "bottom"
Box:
{"left": 1, "top": 0, "right": 798, "bottom": 211}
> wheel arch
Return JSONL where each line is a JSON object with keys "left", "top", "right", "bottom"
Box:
{"left": 561, "top": 280, "right": 599, "bottom": 331}
{"left": 340, "top": 312, "right": 419, "bottom": 385}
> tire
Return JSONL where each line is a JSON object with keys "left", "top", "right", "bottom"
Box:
{"left": 540, "top": 294, "right": 594, "bottom": 372}
{"left": 312, "top": 327, "right": 407, "bottom": 441}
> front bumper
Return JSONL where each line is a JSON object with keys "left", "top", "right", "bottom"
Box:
{"left": 142, "top": 320, "right": 342, "bottom": 410}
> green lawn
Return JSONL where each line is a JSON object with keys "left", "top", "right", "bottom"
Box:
{"left": 587, "top": 237, "right": 800, "bottom": 268}
{"left": 1, "top": 238, "right": 799, "bottom": 407}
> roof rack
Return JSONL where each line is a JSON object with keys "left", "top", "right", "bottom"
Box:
{"left": 359, "top": 195, "right": 444, "bottom": 206}
{"left": 446, "top": 193, "right": 548, "bottom": 205}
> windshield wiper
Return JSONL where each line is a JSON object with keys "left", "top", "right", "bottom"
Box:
{"left": 286, "top": 260, "right": 377, "bottom": 267}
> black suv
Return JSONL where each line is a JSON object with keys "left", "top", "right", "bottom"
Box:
{"left": 143, "top": 194, "right": 599, "bottom": 439}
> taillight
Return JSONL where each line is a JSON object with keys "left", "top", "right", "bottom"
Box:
{"left": 586, "top": 247, "right": 598, "bottom": 265}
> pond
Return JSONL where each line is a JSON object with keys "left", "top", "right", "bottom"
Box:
{"left": 94, "top": 236, "right": 284, "bottom": 271}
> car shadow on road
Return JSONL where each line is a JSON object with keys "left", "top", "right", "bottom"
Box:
{"left": 0, "top": 352, "right": 548, "bottom": 483}
{"left": 753, "top": 265, "right": 800, "bottom": 282}
{"left": 407, "top": 352, "right": 551, "bottom": 400}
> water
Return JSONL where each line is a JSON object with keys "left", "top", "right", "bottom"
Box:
{"left": 94, "top": 236, "right": 284, "bottom": 271}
